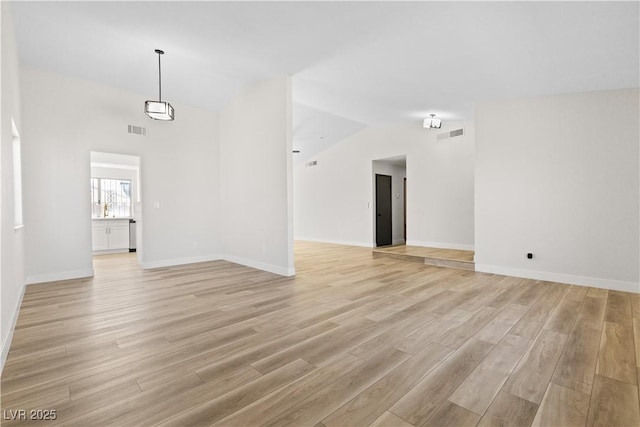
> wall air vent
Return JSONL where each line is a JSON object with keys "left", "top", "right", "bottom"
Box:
{"left": 436, "top": 128, "right": 464, "bottom": 141}
{"left": 305, "top": 160, "right": 318, "bottom": 167}
{"left": 128, "top": 125, "right": 147, "bottom": 136}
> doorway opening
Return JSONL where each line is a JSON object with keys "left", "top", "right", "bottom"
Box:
{"left": 90, "top": 151, "right": 142, "bottom": 266}
{"left": 372, "top": 156, "right": 406, "bottom": 247}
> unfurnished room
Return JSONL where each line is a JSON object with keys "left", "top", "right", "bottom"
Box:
{"left": 1, "top": 1, "right": 639, "bottom": 426}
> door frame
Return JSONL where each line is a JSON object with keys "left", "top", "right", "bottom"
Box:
{"left": 89, "top": 151, "right": 143, "bottom": 264}
{"left": 371, "top": 156, "right": 407, "bottom": 247}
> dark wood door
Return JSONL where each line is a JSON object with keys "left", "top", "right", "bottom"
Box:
{"left": 375, "top": 174, "right": 392, "bottom": 246}
{"left": 404, "top": 177, "right": 407, "bottom": 241}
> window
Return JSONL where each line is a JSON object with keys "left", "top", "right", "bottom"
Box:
{"left": 91, "top": 178, "right": 132, "bottom": 218}
{"left": 12, "top": 119, "right": 23, "bottom": 228}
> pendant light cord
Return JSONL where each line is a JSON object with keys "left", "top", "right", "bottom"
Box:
{"left": 158, "top": 52, "right": 162, "bottom": 102}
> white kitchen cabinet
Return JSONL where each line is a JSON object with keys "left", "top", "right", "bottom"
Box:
{"left": 92, "top": 219, "right": 130, "bottom": 251}
{"left": 91, "top": 222, "right": 110, "bottom": 251}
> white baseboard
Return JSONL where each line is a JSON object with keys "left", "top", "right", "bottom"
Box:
{"left": 475, "top": 264, "right": 640, "bottom": 294}
{"left": 295, "top": 237, "right": 374, "bottom": 248}
{"left": 26, "top": 268, "right": 94, "bottom": 285}
{"left": 140, "top": 254, "right": 222, "bottom": 270}
{"left": 137, "top": 253, "right": 295, "bottom": 277}
{"left": 406, "top": 240, "right": 475, "bottom": 251}
{"left": 93, "top": 248, "right": 130, "bottom": 255}
{"left": 223, "top": 254, "right": 295, "bottom": 277}
{"left": 1, "top": 283, "right": 26, "bottom": 374}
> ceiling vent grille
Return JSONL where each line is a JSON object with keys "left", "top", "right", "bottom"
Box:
{"left": 436, "top": 128, "right": 464, "bottom": 141}
{"left": 305, "top": 160, "right": 318, "bottom": 167}
{"left": 128, "top": 125, "right": 147, "bottom": 136}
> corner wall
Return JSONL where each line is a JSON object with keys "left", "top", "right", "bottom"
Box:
{"left": 1, "top": 2, "right": 26, "bottom": 371}
{"left": 219, "top": 76, "right": 294, "bottom": 276}
{"left": 475, "top": 88, "right": 640, "bottom": 292}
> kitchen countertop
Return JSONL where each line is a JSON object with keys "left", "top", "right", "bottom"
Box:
{"left": 91, "top": 217, "right": 134, "bottom": 221}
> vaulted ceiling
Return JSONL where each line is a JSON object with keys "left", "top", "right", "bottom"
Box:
{"left": 10, "top": 1, "right": 639, "bottom": 161}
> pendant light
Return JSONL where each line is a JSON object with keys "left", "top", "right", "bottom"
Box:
{"left": 145, "top": 49, "right": 174, "bottom": 121}
{"left": 423, "top": 113, "right": 441, "bottom": 129}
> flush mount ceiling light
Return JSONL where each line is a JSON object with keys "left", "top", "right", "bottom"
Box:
{"left": 145, "top": 49, "right": 174, "bottom": 121}
{"left": 423, "top": 114, "right": 441, "bottom": 129}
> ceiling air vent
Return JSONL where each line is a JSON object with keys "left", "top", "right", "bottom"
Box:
{"left": 128, "top": 124, "right": 147, "bottom": 136}
{"left": 305, "top": 160, "right": 318, "bottom": 167}
{"left": 436, "top": 128, "right": 464, "bottom": 141}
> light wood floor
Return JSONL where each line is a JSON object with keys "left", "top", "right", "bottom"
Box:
{"left": 2, "top": 241, "right": 639, "bottom": 426}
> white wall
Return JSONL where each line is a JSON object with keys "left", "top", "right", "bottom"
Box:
{"left": 294, "top": 121, "right": 475, "bottom": 250}
{"left": 219, "top": 76, "right": 294, "bottom": 276}
{"left": 475, "top": 88, "right": 640, "bottom": 292}
{"left": 409, "top": 126, "right": 475, "bottom": 250}
{"left": 1, "top": 2, "right": 26, "bottom": 371}
{"left": 20, "top": 66, "right": 222, "bottom": 280}
{"left": 372, "top": 160, "right": 406, "bottom": 245}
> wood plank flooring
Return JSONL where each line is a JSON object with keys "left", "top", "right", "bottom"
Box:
{"left": 1, "top": 241, "right": 639, "bottom": 426}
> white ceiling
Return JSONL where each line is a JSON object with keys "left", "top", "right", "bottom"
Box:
{"left": 10, "top": 1, "right": 639, "bottom": 162}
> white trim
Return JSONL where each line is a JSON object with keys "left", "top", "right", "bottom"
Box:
{"left": 475, "top": 264, "right": 640, "bottom": 294}
{"left": 406, "top": 240, "right": 475, "bottom": 251}
{"left": 92, "top": 248, "right": 130, "bottom": 255}
{"left": 1, "top": 283, "right": 26, "bottom": 374}
{"left": 223, "top": 255, "right": 295, "bottom": 277}
{"left": 140, "top": 254, "right": 222, "bottom": 270}
{"left": 26, "top": 269, "right": 94, "bottom": 285}
{"left": 90, "top": 162, "right": 139, "bottom": 171}
{"left": 295, "top": 237, "right": 374, "bottom": 248}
